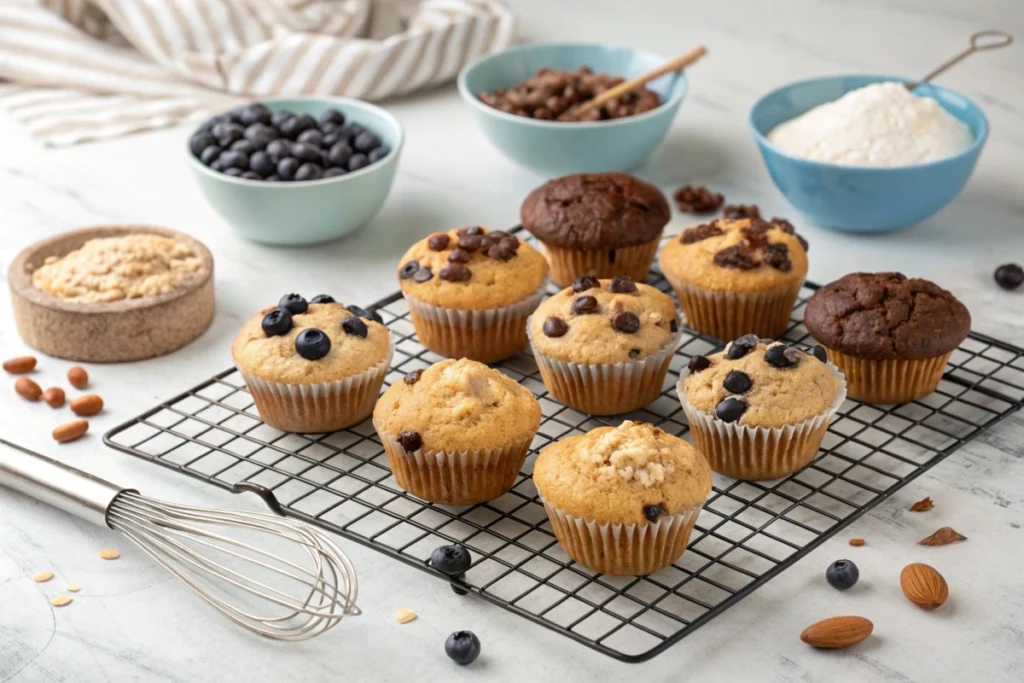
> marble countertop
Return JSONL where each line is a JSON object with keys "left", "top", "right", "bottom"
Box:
{"left": 1, "top": 0, "right": 1023, "bottom": 681}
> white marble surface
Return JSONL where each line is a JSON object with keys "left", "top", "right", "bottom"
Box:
{"left": 1, "top": 1, "right": 1023, "bottom": 681}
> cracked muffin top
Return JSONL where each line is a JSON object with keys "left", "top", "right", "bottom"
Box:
{"left": 804, "top": 272, "right": 971, "bottom": 361}
{"left": 520, "top": 172, "right": 670, "bottom": 250}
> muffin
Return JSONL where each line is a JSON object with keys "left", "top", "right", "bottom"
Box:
{"left": 677, "top": 336, "right": 846, "bottom": 480}
{"left": 804, "top": 272, "right": 970, "bottom": 404}
{"left": 521, "top": 172, "right": 670, "bottom": 287}
{"left": 397, "top": 227, "right": 548, "bottom": 363}
{"left": 232, "top": 295, "right": 392, "bottom": 433}
{"left": 659, "top": 217, "right": 809, "bottom": 341}
{"left": 528, "top": 276, "right": 680, "bottom": 415}
{"left": 533, "top": 421, "right": 711, "bottom": 576}
{"left": 373, "top": 359, "right": 541, "bottom": 505}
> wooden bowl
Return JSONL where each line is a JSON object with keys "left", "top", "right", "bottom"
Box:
{"left": 9, "top": 225, "right": 215, "bottom": 363}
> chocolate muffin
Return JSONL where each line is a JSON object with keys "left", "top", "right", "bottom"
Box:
{"left": 520, "top": 172, "right": 670, "bottom": 286}
{"left": 804, "top": 272, "right": 970, "bottom": 404}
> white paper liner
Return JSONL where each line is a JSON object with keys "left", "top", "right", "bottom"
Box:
{"left": 676, "top": 361, "right": 847, "bottom": 480}
{"left": 404, "top": 280, "right": 547, "bottom": 329}
{"left": 663, "top": 275, "right": 802, "bottom": 341}
{"left": 540, "top": 499, "right": 703, "bottom": 576}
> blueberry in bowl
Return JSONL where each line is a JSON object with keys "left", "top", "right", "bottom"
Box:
{"left": 187, "top": 97, "right": 404, "bottom": 245}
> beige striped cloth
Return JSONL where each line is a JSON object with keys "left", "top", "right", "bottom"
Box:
{"left": 0, "top": 0, "right": 514, "bottom": 146}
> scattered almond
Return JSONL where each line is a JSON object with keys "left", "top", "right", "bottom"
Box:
{"left": 66, "top": 584, "right": 81, "bottom": 593}
{"left": 50, "top": 595, "right": 73, "bottom": 607}
{"left": 33, "top": 570, "right": 54, "bottom": 583}
{"left": 910, "top": 497, "right": 934, "bottom": 512}
{"left": 70, "top": 394, "right": 103, "bottom": 417}
{"left": 67, "top": 366, "right": 89, "bottom": 389}
{"left": 53, "top": 419, "right": 89, "bottom": 443}
{"left": 98, "top": 548, "right": 120, "bottom": 560}
{"left": 900, "top": 562, "right": 949, "bottom": 609}
{"left": 42, "top": 387, "right": 66, "bottom": 408}
{"left": 15, "top": 377, "right": 42, "bottom": 400}
{"left": 919, "top": 527, "right": 967, "bottom": 546}
{"left": 3, "top": 356, "right": 37, "bottom": 373}
{"left": 848, "top": 538, "right": 866, "bottom": 547}
{"left": 394, "top": 608, "right": 417, "bottom": 624}
{"left": 800, "top": 616, "right": 873, "bottom": 649}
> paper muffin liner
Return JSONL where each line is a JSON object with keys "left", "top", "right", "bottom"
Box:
{"left": 239, "top": 341, "right": 394, "bottom": 434}
{"left": 541, "top": 237, "right": 661, "bottom": 288}
{"left": 676, "top": 363, "right": 847, "bottom": 481}
{"left": 375, "top": 425, "right": 536, "bottom": 505}
{"left": 665, "top": 276, "right": 803, "bottom": 342}
{"left": 540, "top": 499, "right": 703, "bottom": 576}
{"left": 528, "top": 325, "right": 681, "bottom": 416}
{"left": 405, "top": 282, "right": 547, "bottom": 363}
{"left": 823, "top": 349, "right": 951, "bottom": 404}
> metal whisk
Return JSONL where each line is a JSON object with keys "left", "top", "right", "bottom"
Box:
{"left": 0, "top": 438, "right": 358, "bottom": 640}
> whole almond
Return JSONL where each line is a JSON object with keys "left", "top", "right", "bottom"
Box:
{"left": 42, "top": 387, "right": 66, "bottom": 408}
{"left": 800, "top": 616, "right": 873, "bottom": 649}
{"left": 900, "top": 562, "right": 949, "bottom": 609}
{"left": 67, "top": 366, "right": 89, "bottom": 389}
{"left": 3, "top": 356, "right": 37, "bottom": 373}
{"left": 70, "top": 394, "right": 103, "bottom": 416}
{"left": 15, "top": 377, "right": 42, "bottom": 401}
{"left": 53, "top": 419, "right": 88, "bottom": 443}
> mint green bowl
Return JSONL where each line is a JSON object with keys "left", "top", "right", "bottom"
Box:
{"left": 187, "top": 97, "right": 404, "bottom": 246}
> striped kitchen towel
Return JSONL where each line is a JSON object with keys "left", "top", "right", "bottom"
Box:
{"left": 0, "top": 0, "right": 514, "bottom": 146}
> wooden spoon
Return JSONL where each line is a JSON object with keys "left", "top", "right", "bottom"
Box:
{"left": 575, "top": 45, "right": 708, "bottom": 115}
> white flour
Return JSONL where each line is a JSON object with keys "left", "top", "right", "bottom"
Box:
{"left": 766, "top": 82, "right": 973, "bottom": 166}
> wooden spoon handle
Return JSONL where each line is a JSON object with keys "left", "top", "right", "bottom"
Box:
{"left": 576, "top": 45, "right": 708, "bottom": 115}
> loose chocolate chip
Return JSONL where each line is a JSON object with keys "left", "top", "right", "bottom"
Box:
{"left": 262, "top": 307, "right": 293, "bottom": 337}
{"left": 723, "top": 204, "right": 760, "bottom": 220}
{"left": 715, "top": 397, "right": 748, "bottom": 422}
{"left": 714, "top": 245, "right": 760, "bottom": 270}
{"left": 341, "top": 316, "right": 369, "bottom": 338}
{"left": 571, "top": 295, "right": 598, "bottom": 315}
{"left": 447, "top": 248, "right": 471, "bottom": 263}
{"left": 413, "top": 267, "right": 433, "bottom": 282}
{"left": 571, "top": 276, "right": 600, "bottom": 293}
{"left": 726, "top": 335, "right": 759, "bottom": 360}
{"left": 458, "top": 226, "right": 483, "bottom": 236}
{"left": 723, "top": 370, "right": 753, "bottom": 394}
{"left": 810, "top": 345, "right": 828, "bottom": 362}
{"left": 399, "top": 260, "right": 420, "bottom": 279}
{"left": 643, "top": 504, "right": 662, "bottom": 522}
{"left": 673, "top": 185, "right": 724, "bottom": 213}
{"left": 457, "top": 234, "right": 483, "bottom": 252}
{"left": 543, "top": 316, "right": 568, "bottom": 338}
{"left": 680, "top": 222, "right": 724, "bottom": 244}
{"left": 439, "top": 263, "right": 472, "bottom": 282}
{"left": 427, "top": 233, "right": 450, "bottom": 251}
{"left": 609, "top": 276, "right": 637, "bottom": 294}
{"left": 403, "top": 369, "right": 424, "bottom": 385}
{"left": 762, "top": 243, "right": 792, "bottom": 272}
{"left": 487, "top": 245, "right": 515, "bottom": 261}
{"left": 670, "top": 319, "right": 679, "bottom": 333}
{"left": 396, "top": 430, "right": 422, "bottom": 452}
{"left": 688, "top": 355, "right": 711, "bottom": 373}
{"left": 765, "top": 343, "right": 798, "bottom": 368}
{"left": 612, "top": 311, "right": 640, "bottom": 334}
{"left": 629, "top": 348, "right": 641, "bottom": 359}
{"left": 310, "top": 294, "right": 335, "bottom": 304}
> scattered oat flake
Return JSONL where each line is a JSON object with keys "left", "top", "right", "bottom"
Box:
{"left": 394, "top": 608, "right": 417, "bottom": 624}
{"left": 33, "top": 570, "right": 54, "bottom": 582}
{"left": 910, "top": 497, "right": 935, "bottom": 512}
{"left": 849, "top": 538, "right": 866, "bottom": 547}
{"left": 66, "top": 584, "right": 81, "bottom": 593}
{"left": 98, "top": 548, "right": 120, "bottom": 560}
{"left": 50, "top": 595, "right": 73, "bottom": 607}
{"left": 919, "top": 527, "right": 967, "bottom": 546}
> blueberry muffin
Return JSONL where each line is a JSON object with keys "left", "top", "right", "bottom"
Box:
{"left": 804, "top": 272, "right": 970, "bottom": 404}
{"left": 397, "top": 227, "right": 549, "bottom": 363}
{"left": 659, "top": 217, "right": 809, "bottom": 341}
{"left": 521, "top": 173, "right": 670, "bottom": 287}
{"left": 533, "top": 421, "right": 711, "bottom": 576}
{"left": 373, "top": 358, "right": 541, "bottom": 505}
{"left": 678, "top": 336, "right": 846, "bottom": 480}
{"left": 528, "top": 275, "right": 679, "bottom": 415}
{"left": 232, "top": 294, "right": 391, "bottom": 433}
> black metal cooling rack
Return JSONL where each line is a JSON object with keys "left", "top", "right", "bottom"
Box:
{"left": 104, "top": 255, "right": 1024, "bottom": 663}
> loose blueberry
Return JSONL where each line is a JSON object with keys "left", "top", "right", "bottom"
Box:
{"left": 341, "top": 316, "right": 368, "bottom": 338}
{"left": 725, "top": 334, "right": 759, "bottom": 360}
{"left": 319, "top": 108, "right": 346, "bottom": 126}
{"left": 723, "top": 370, "right": 753, "bottom": 394}
{"left": 715, "top": 397, "right": 747, "bottom": 422}
{"left": 190, "top": 131, "right": 217, "bottom": 157}
{"left": 445, "top": 631, "right": 481, "bottom": 666}
{"left": 295, "top": 163, "right": 324, "bottom": 181}
{"left": 295, "top": 328, "right": 331, "bottom": 360}
{"left": 688, "top": 355, "right": 711, "bottom": 373}
{"left": 292, "top": 143, "right": 322, "bottom": 163}
{"left": 276, "top": 157, "right": 300, "bottom": 180}
{"left": 212, "top": 121, "right": 244, "bottom": 145}
{"left": 249, "top": 151, "right": 276, "bottom": 177}
{"left": 266, "top": 138, "right": 292, "bottom": 161}
{"left": 348, "top": 153, "right": 370, "bottom": 171}
{"left": 430, "top": 544, "right": 472, "bottom": 575}
{"left": 243, "top": 123, "right": 275, "bottom": 148}
{"left": 328, "top": 141, "right": 353, "bottom": 167}
{"left": 346, "top": 305, "right": 383, "bottom": 324}
{"left": 297, "top": 128, "right": 324, "bottom": 147}
{"left": 264, "top": 174, "right": 280, "bottom": 181}
{"left": 322, "top": 131, "right": 342, "bottom": 147}
{"left": 237, "top": 103, "right": 271, "bottom": 126}
{"left": 344, "top": 123, "right": 365, "bottom": 139}
{"left": 230, "top": 139, "right": 256, "bottom": 155}
{"left": 323, "top": 167, "right": 347, "bottom": 178}
{"left": 279, "top": 293, "right": 308, "bottom": 314}
{"left": 261, "top": 307, "right": 293, "bottom": 337}
{"left": 199, "top": 145, "right": 222, "bottom": 165}
{"left": 281, "top": 113, "right": 316, "bottom": 139}
{"left": 241, "top": 171, "right": 262, "bottom": 180}
{"left": 825, "top": 559, "right": 859, "bottom": 591}
{"left": 271, "top": 110, "right": 293, "bottom": 129}
{"left": 995, "top": 263, "right": 1024, "bottom": 290}
{"left": 310, "top": 294, "right": 335, "bottom": 304}
{"left": 810, "top": 345, "right": 828, "bottom": 362}
{"left": 223, "top": 168, "right": 243, "bottom": 177}
{"left": 368, "top": 147, "right": 388, "bottom": 163}
{"left": 353, "top": 130, "right": 381, "bottom": 153}
{"left": 218, "top": 150, "right": 249, "bottom": 171}
{"left": 765, "top": 344, "right": 798, "bottom": 368}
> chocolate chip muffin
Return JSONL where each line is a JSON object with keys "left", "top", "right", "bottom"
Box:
{"left": 678, "top": 336, "right": 846, "bottom": 480}
{"left": 232, "top": 295, "right": 392, "bottom": 433}
{"left": 373, "top": 358, "right": 541, "bottom": 505}
{"left": 397, "top": 227, "right": 549, "bottom": 363}
{"left": 533, "top": 420, "right": 711, "bottom": 576}
{"left": 659, "top": 217, "right": 809, "bottom": 341}
{"left": 804, "top": 272, "right": 970, "bottom": 404}
{"left": 528, "top": 275, "right": 679, "bottom": 415}
{"left": 520, "top": 173, "right": 670, "bottom": 287}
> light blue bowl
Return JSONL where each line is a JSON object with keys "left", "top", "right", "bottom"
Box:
{"left": 188, "top": 97, "right": 403, "bottom": 245}
{"left": 750, "top": 74, "right": 987, "bottom": 233}
{"left": 457, "top": 43, "right": 688, "bottom": 176}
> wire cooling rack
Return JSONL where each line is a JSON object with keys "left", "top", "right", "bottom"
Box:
{"left": 104, "top": 245, "right": 1024, "bottom": 662}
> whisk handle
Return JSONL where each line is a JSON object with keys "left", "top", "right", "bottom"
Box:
{"left": 0, "top": 438, "right": 133, "bottom": 528}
